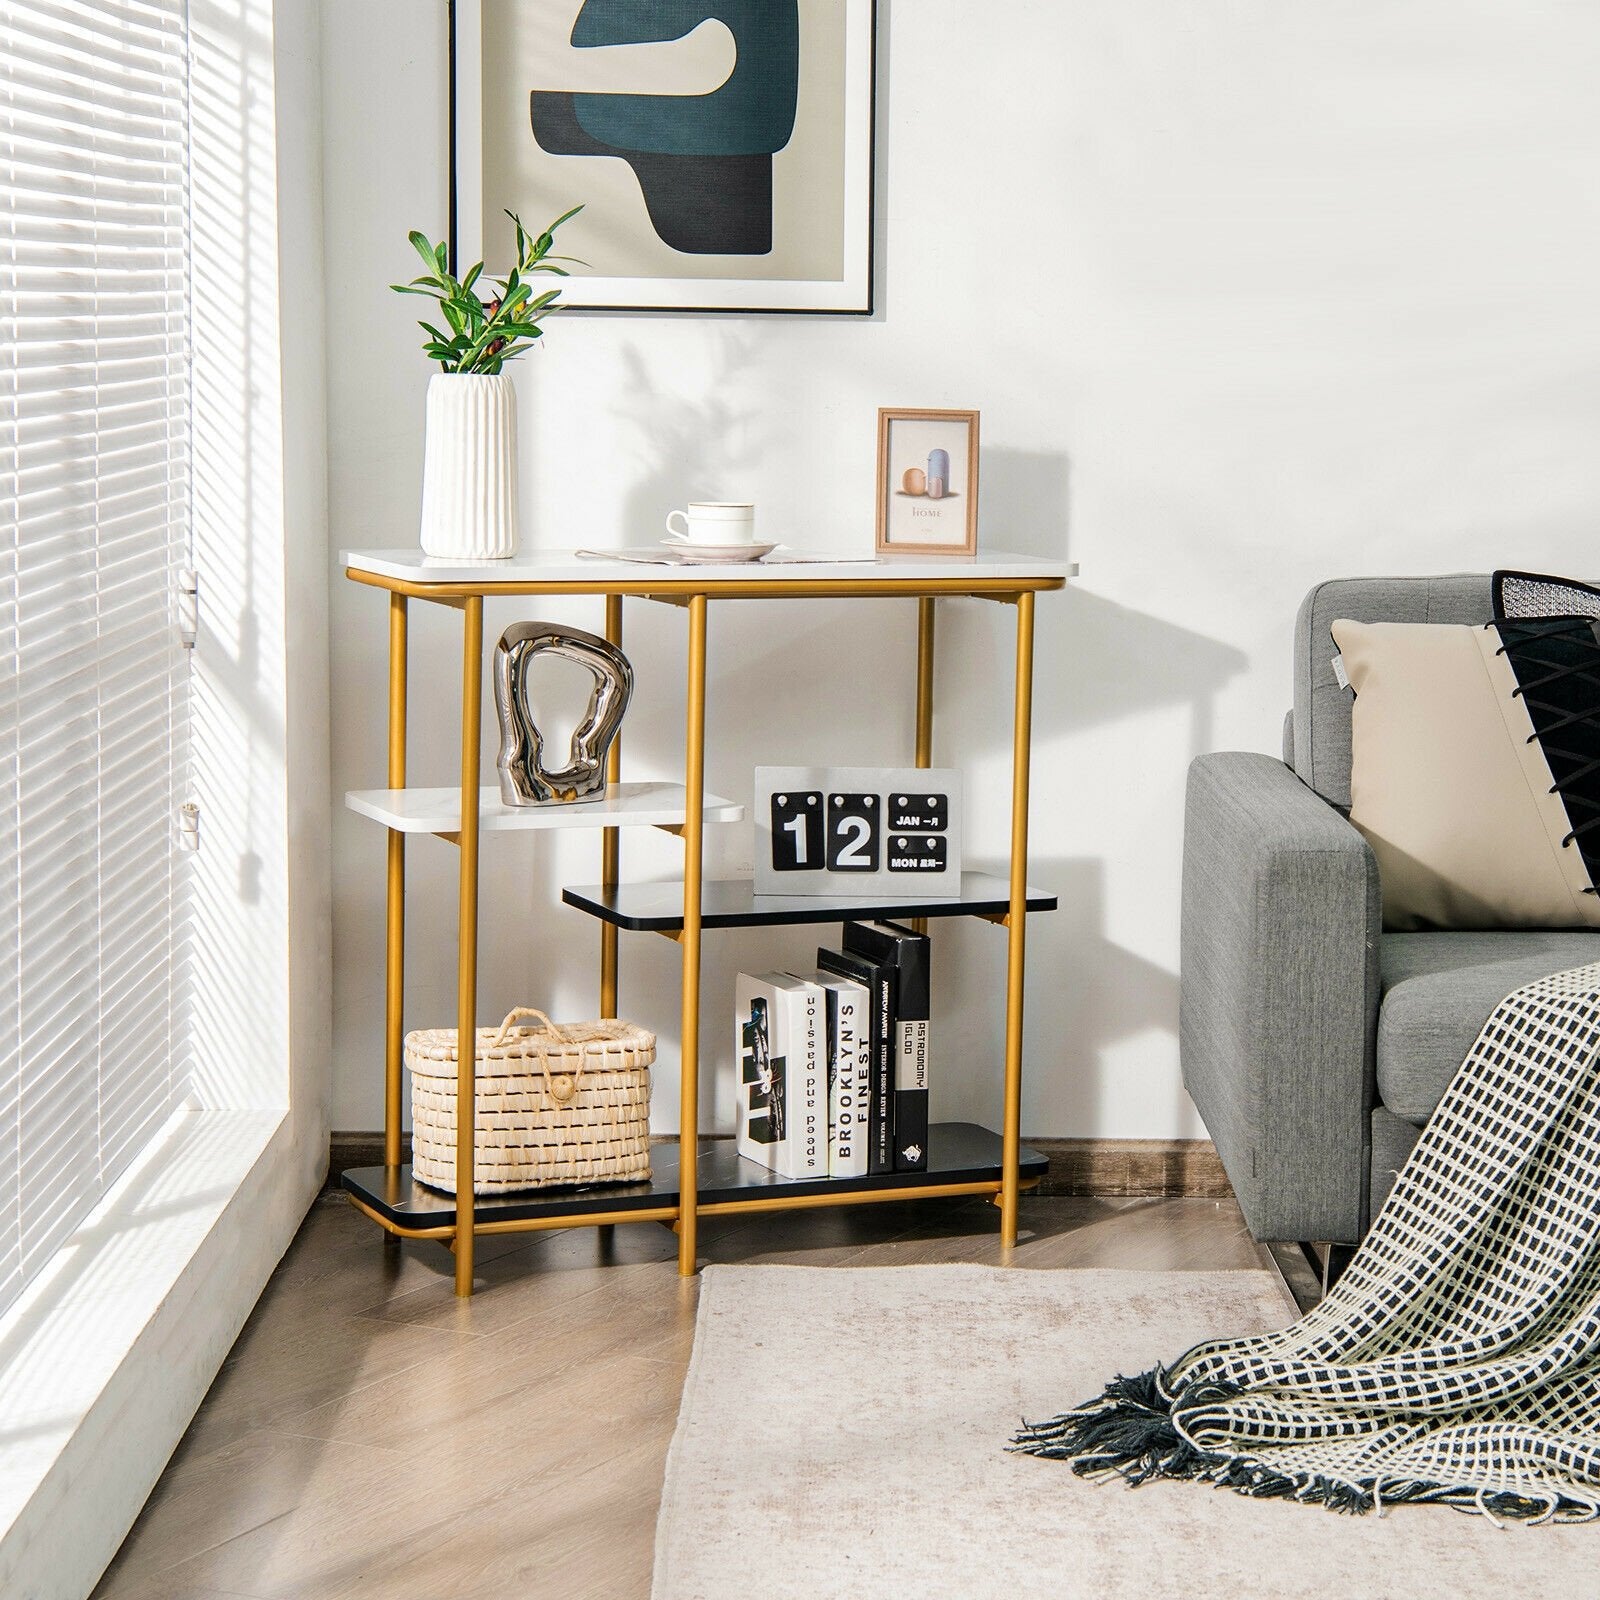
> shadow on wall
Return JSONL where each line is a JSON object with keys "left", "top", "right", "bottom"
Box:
{"left": 1034, "top": 595, "right": 1247, "bottom": 1136}
{"left": 935, "top": 577, "right": 1249, "bottom": 1139}
{"left": 937, "top": 855, "right": 1182, "bottom": 1132}
{"left": 1040, "top": 586, "right": 1250, "bottom": 757}
{"left": 935, "top": 440, "right": 1249, "bottom": 765}
{"left": 971, "top": 440, "right": 1252, "bottom": 738}
{"left": 978, "top": 446, "right": 1071, "bottom": 560}
{"left": 610, "top": 335, "right": 762, "bottom": 543}
{"left": 938, "top": 583, "right": 1251, "bottom": 781}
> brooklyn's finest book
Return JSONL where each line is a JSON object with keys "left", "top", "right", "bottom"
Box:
{"left": 816, "top": 945, "right": 894, "bottom": 1174}
{"left": 816, "top": 973, "right": 872, "bottom": 1179}
{"left": 843, "top": 920, "right": 930, "bottom": 1171}
{"left": 735, "top": 972, "right": 825, "bottom": 1179}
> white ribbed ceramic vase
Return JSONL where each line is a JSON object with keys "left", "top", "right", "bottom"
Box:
{"left": 419, "top": 373, "right": 520, "bottom": 560}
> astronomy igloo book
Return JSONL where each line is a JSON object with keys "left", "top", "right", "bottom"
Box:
{"left": 735, "top": 972, "right": 825, "bottom": 1180}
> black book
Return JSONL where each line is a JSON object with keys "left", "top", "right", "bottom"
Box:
{"left": 816, "top": 945, "right": 895, "bottom": 1174}
{"left": 843, "top": 920, "right": 930, "bottom": 1172}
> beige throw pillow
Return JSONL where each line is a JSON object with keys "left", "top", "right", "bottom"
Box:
{"left": 1332, "top": 619, "right": 1600, "bottom": 932}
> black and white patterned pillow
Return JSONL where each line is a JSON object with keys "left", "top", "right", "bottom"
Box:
{"left": 1494, "top": 617, "right": 1600, "bottom": 901}
{"left": 1492, "top": 568, "right": 1600, "bottom": 621}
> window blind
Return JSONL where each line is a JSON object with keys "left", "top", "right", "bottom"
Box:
{"left": 1, "top": 0, "right": 191, "bottom": 1314}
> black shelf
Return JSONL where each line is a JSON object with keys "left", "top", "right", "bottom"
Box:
{"left": 560, "top": 872, "right": 1057, "bottom": 932}
{"left": 343, "top": 1121, "right": 1046, "bottom": 1231}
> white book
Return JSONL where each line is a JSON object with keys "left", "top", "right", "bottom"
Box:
{"left": 735, "top": 972, "right": 825, "bottom": 1179}
{"left": 816, "top": 974, "right": 871, "bottom": 1178}
{"left": 778, "top": 973, "right": 827, "bottom": 1179}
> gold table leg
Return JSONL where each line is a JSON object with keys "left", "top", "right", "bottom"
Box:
{"left": 678, "top": 594, "right": 708, "bottom": 1276}
{"left": 600, "top": 594, "right": 623, "bottom": 1018}
{"left": 911, "top": 596, "right": 935, "bottom": 936}
{"left": 1000, "top": 591, "right": 1035, "bottom": 1251}
{"left": 385, "top": 594, "right": 408, "bottom": 1168}
{"left": 455, "top": 596, "right": 484, "bottom": 1297}
{"left": 915, "top": 596, "right": 935, "bottom": 766}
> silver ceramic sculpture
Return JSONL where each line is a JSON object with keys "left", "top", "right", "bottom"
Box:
{"left": 493, "top": 622, "right": 634, "bottom": 806}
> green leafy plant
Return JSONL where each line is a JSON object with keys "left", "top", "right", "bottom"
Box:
{"left": 391, "top": 206, "right": 583, "bottom": 375}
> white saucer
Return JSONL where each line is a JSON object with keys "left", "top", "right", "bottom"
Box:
{"left": 661, "top": 539, "right": 778, "bottom": 564}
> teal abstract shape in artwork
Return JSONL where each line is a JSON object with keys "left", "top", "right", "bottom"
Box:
{"left": 568, "top": 0, "right": 799, "bottom": 158}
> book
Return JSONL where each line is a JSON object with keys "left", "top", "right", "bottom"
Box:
{"left": 816, "top": 945, "right": 894, "bottom": 1174}
{"left": 735, "top": 972, "right": 825, "bottom": 1179}
{"left": 816, "top": 973, "right": 872, "bottom": 1179}
{"left": 843, "top": 920, "right": 930, "bottom": 1171}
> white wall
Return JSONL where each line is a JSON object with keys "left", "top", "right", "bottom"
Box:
{"left": 322, "top": 0, "right": 1600, "bottom": 1142}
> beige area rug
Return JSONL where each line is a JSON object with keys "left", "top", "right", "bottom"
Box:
{"left": 653, "top": 1264, "right": 1600, "bottom": 1599}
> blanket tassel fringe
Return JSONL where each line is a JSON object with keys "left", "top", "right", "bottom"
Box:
{"left": 1010, "top": 1368, "right": 1594, "bottom": 1524}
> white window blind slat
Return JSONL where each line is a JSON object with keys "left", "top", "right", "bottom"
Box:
{"left": 0, "top": 0, "right": 191, "bottom": 1318}
{"left": 94, "top": 706, "right": 175, "bottom": 761}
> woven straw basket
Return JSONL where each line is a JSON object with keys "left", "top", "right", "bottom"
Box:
{"left": 407, "top": 1007, "right": 653, "bottom": 1195}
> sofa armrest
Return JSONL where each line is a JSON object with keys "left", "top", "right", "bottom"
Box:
{"left": 1180, "top": 752, "right": 1380, "bottom": 1243}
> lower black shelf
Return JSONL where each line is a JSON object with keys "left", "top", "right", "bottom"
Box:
{"left": 561, "top": 873, "right": 1057, "bottom": 931}
{"left": 342, "top": 1121, "right": 1046, "bottom": 1231}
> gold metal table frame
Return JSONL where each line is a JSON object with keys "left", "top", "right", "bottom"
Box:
{"left": 345, "top": 558, "right": 1066, "bottom": 1297}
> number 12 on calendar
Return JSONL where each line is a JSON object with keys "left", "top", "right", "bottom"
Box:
{"left": 755, "top": 767, "right": 962, "bottom": 898}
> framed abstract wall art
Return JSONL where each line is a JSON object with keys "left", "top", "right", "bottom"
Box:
{"left": 875, "top": 408, "right": 980, "bottom": 556}
{"left": 456, "top": 0, "right": 877, "bottom": 314}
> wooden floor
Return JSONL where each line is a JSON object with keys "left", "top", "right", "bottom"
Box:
{"left": 92, "top": 1190, "right": 1274, "bottom": 1600}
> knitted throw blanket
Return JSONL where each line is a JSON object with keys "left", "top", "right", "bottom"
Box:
{"left": 1014, "top": 962, "right": 1600, "bottom": 1522}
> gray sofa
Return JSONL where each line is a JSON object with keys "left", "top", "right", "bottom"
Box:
{"left": 1181, "top": 575, "right": 1600, "bottom": 1245}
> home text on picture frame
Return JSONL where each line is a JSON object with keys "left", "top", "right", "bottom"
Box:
{"left": 876, "top": 408, "right": 980, "bottom": 556}
{"left": 454, "top": 0, "right": 877, "bottom": 314}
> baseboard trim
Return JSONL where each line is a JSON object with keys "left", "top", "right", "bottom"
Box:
{"left": 330, "top": 1132, "right": 1231, "bottom": 1201}
{"left": 328, "top": 1130, "right": 400, "bottom": 1179}
{"left": 1030, "top": 1137, "right": 1232, "bottom": 1199}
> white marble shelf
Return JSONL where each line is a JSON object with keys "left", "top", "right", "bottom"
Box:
{"left": 345, "top": 782, "right": 743, "bottom": 835}
{"left": 342, "top": 547, "right": 1076, "bottom": 589}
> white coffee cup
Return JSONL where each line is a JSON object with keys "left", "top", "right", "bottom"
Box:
{"left": 665, "top": 501, "right": 756, "bottom": 545}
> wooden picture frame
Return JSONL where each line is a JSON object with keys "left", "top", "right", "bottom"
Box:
{"left": 875, "top": 408, "right": 980, "bottom": 556}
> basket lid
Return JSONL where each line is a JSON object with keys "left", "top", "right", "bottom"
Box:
{"left": 404, "top": 1014, "right": 655, "bottom": 1078}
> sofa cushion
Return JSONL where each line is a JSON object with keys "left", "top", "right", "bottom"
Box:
{"left": 1377, "top": 930, "right": 1600, "bottom": 1123}
{"left": 1292, "top": 575, "right": 1492, "bottom": 809}
{"left": 1334, "top": 618, "right": 1600, "bottom": 930}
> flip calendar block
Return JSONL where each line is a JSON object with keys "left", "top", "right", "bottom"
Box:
{"left": 768, "top": 790, "right": 824, "bottom": 872}
{"left": 826, "top": 792, "right": 881, "bottom": 872}
{"left": 889, "top": 833, "right": 947, "bottom": 873}
{"left": 755, "top": 767, "right": 961, "bottom": 897}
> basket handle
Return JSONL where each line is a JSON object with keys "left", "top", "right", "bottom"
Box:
{"left": 487, "top": 1007, "right": 569, "bottom": 1050}
{"left": 487, "top": 1007, "right": 584, "bottom": 1107}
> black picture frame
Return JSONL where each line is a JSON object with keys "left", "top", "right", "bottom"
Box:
{"left": 448, "top": 0, "right": 878, "bottom": 315}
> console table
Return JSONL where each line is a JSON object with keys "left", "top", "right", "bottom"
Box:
{"left": 340, "top": 548, "right": 1073, "bottom": 1296}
